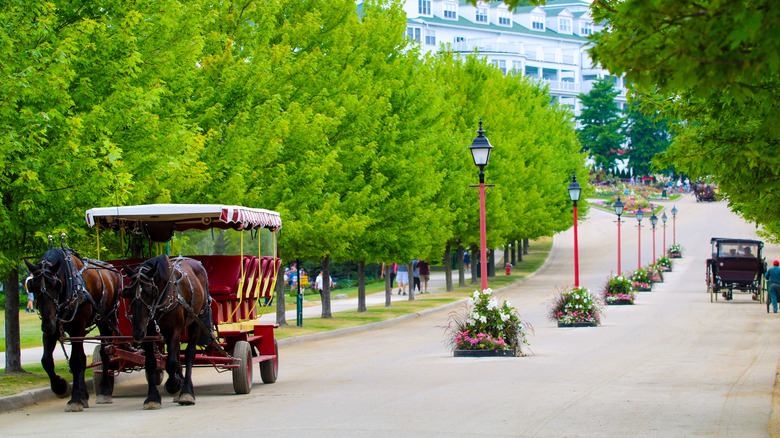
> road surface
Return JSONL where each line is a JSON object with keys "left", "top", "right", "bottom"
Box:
{"left": 1, "top": 194, "right": 777, "bottom": 437}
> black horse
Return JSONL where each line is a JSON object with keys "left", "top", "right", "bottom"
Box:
{"left": 122, "top": 254, "right": 211, "bottom": 410}
{"left": 25, "top": 246, "right": 122, "bottom": 412}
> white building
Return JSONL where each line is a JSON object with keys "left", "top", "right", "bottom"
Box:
{"left": 384, "top": 0, "right": 627, "bottom": 116}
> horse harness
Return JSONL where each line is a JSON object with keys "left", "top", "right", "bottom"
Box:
{"left": 127, "top": 256, "right": 210, "bottom": 335}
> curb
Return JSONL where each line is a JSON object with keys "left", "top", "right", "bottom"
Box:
{"left": 0, "top": 240, "right": 558, "bottom": 414}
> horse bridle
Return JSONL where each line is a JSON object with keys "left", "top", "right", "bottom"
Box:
{"left": 125, "top": 264, "right": 174, "bottom": 324}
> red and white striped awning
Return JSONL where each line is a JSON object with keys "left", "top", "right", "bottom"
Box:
{"left": 85, "top": 204, "right": 282, "bottom": 231}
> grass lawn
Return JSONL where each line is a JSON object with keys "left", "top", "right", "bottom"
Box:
{"left": 0, "top": 238, "right": 551, "bottom": 397}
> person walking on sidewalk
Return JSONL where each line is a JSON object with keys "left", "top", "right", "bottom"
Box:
{"left": 380, "top": 262, "right": 397, "bottom": 289}
{"left": 411, "top": 259, "right": 421, "bottom": 295}
{"left": 765, "top": 260, "right": 780, "bottom": 313}
{"left": 417, "top": 260, "right": 430, "bottom": 293}
{"left": 396, "top": 263, "right": 409, "bottom": 296}
{"left": 24, "top": 273, "right": 34, "bottom": 313}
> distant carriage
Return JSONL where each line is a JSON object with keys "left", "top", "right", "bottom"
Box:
{"left": 705, "top": 238, "right": 766, "bottom": 303}
{"left": 694, "top": 182, "right": 717, "bottom": 202}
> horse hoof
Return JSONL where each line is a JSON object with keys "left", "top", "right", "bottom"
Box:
{"left": 54, "top": 380, "right": 71, "bottom": 399}
{"left": 143, "top": 401, "right": 161, "bottom": 410}
{"left": 96, "top": 394, "right": 113, "bottom": 404}
{"left": 177, "top": 393, "right": 195, "bottom": 406}
{"left": 64, "top": 402, "right": 84, "bottom": 412}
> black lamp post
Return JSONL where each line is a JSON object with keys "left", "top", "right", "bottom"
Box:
{"left": 469, "top": 120, "right": 493, "bottom": 292}
{"left": 671, "top": 205, "right": 678, "bottom": 245}
{"left": 568, "top": 173, "right": 582, "bottom": 287}
{"left": 650, "top": 214, "right": 658, "bottom": 264}
{"left": 636, "top": 209, "right": 644, "bottom": 270}
{"left": 614, "top": 197, "right": 624, "bottom": 275}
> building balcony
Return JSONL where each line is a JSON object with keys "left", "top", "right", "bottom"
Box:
{"left": 453, "top": 41, "right": 525, "bottom": 55}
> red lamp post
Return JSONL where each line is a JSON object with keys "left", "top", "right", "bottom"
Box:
{"left": 614, "top": 197, "right": 624, "bottom": 275}
{"left": 469, "top": 120, "right": 493, "bottom": 292}
{"left": 662, "top": 212, "right": 668, "bottom": 256}
{"left": 671, "top": 205, "right": 678, "bottom": 245}
{"left": 636, "top": 209, "right": 644, "bottom": 270}
{"left": 568, "top": 173, "right": 582, "bottom": 287}
{"left": 650, "top": 214, "right": 658, "bottom": 264}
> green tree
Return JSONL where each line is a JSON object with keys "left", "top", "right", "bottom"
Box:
{"left": 589, "top": 0, "right": 780, "bottom": 238}
{"left": 624, "top": 101, "right": 671, "bottom": 177}
{"left": 577, "top": 78, "right": 624, "bottom": 172}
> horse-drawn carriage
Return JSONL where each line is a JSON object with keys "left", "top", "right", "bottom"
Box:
{"left": 26, "top": 204, "right": 282, "bottom": 411}
{"left": 693, "top": 182, "right": 717, "bottom": 202}
{"left": 706, "top": 238, "right": 766, "bottom": 303}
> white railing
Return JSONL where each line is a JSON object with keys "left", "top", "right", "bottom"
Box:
{"left": 543, "top": 80, "right": 580, "bottom": 92}
{"left": 453, "top": 41, "right": 524, "bottom": 54}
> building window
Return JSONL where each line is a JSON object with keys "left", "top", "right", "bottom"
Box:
{"left": 491, "top": 60, "right": 507, "bottom": 75}
{"left": 476, "top": 7, "right": 488, "bottom": 23}
{"left": 498, "top": 10, "right": 511, "bottom": 26}
{"left": 455, "top": 36, "right": 465, "bottom": 43}
{"left": 532, "top": 14, "right": 544, "bottom": 30}
{"left": 580, "top": 22, "right": 592, "bottom": 35}
{"left": 444, "top": 2, "right": 457, "bottom": 20}
{"left": 418, "top": 0, "right": 431, "bottom": 16}
{"left": 406, "top": 27, "right": 421, "bottom": 43}
{"left": 425, "top": 29, "right": 436, "bottom": 46}
{"left": 559, "top": 18, "right": 572, "bottom": 33}
{"left": 512, "top": 61, "right": 523, "bottom": 74}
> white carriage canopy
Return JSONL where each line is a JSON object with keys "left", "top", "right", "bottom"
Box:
{"left": 85, "top": 204, "right": 283, "bottom": 240}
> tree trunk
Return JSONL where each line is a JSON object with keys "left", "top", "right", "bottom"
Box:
{"left": 4, "top": 267, "right": 22, "bottom": 373}
{"left": 517, "top": 238, "right": 523, "bottom": 262}
{"left": 488, "top": 249, "right": 495, "bottom": 277}
{"left": 407, "top": 261, "right": 415, "bottom": 301}
{"left": 511, "top": 240, "right": 517, "bottom": 265}
{"left": 524, "top": 238, "right": 530, "bottom": 255}
{"left": 321, "top": 255, "right": 332, "bottom": 318}
{"left": 470, "top": 244, "right": 478, "bottom": 284}
{"left": 444, "top": 242, "right": 453, "bottom": 292}
{"left": 457, "top": 244, "right": 466, "bottom": 288}
{"left": 275, "top": 261, "right": 287, "bottom": 326}
{"left": 384, "top": 264, "right": 393, "bottom": 307}
{"left": 357, "top": 261, "right": 366, "bottom": 313}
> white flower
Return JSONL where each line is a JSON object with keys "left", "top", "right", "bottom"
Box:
{"left": 472, "top": 291, "right": 480, "bottom": 300}
{"left": 467, "top": 298, "right": 474, "bottom": 306}
{"left": 487, "top": 298, "right": 498, "bottom": 310}
{"left": 482, "top": 288, "right": 492, "bottom": 295}
{"left": 479, "top": 315, "right": 487, "bottom": 323}
{"left": 500, "top": 313, "right": 510, "bottom": 322}
{"left": 504, "top": 300, "right": 512, "bottom": 309}
{"left": 472, "top": 311, "right": 480, "bottom": 320}
{"left": 466, "top": 317, "right": 474, "bottom": 325}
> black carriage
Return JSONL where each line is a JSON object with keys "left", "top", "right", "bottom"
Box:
{"left": 694, "top": 183, "right": 717, "bottom": 202}
{"left": 706, "top": 238, "right": 766, "bottom": 302}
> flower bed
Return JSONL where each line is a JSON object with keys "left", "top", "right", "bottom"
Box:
{"left": 668, "top": 244, "right": 682, "bottom": 258}
{"left": 656, "top": 256, "right": 672, "bottom": 272}
{"left": 603, "top": 274, "right": 636, "bottom": 305}
{"left": 447, "top": 288, "right": 531, "bottom": 356}
{"left": 631, "top": 268, "right": 652, "bottom": 291}
{"left": 549, "top": 286, "right": 603, "bottom": 326}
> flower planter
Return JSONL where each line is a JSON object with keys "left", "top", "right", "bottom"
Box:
{"left": 453, "top": 348, "right": 516, "bottom": 357}
{"left": 636, "top": 286, "right": 652, "bottom": 292}
{"left": 669, "top": 253, "right": 682, "bottom": 259}
{"left": 606, "top": 299, "right": 633, "bottom": 305}
{"left": 557, "top": 321, "right": 598, "bottom": 328}
{"left": 660, "top": 266, "right": 672, "bottom": 272}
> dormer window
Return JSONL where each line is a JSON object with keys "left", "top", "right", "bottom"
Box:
{"left": 559, "top": 18, "right": 572, "bottom": 33}
{"left": 443, "top": 2, "right": 458, "bottom": 20}
{"left": 418, "top": 0, "right": 431, "bottom": 16}
{"left": 532, "top": 14, "right": 545, "bottom": 31}
{"left": 476, "top": 6, "right": 488, "bottom": 23}
{"left": 498, "top": 10, "right": 511, "bottom": 26}
{"left": 580, "top": 22, "right": 593, "bottom": 35}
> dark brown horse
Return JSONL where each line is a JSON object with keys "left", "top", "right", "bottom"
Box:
{"left": 122, "top": 254, "right": 211, "bottom": 410}
{"left": 25, "top": 247, "right": 122, "bottom": 412}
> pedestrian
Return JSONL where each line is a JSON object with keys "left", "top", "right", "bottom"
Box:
{"left": 24, "top": 273, "right": 34, "bottom": 313}
{"left": 765, "top": 260, "right": 780, "bottom": 313}
{"left": 411, "top": 259, "right": 421, "bottom": 295}
{"left": 396, "top": 262, "right": 409, "bottom": 296}
{"left": 417, "top": 260, "right": 430, "bottom": 293}
{"left": 315, "top": 271, "right": 334, "bottom": 299}
{"left": 463, "top": 251, "right": 470, "bottom": 270}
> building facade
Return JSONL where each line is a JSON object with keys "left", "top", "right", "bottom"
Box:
{"left": 394, "top": 0, "right": 626, "bottom": 116}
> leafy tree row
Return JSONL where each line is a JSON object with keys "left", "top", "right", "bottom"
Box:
{"left": 2, "top": 0, "right": 585, "bottom": 369}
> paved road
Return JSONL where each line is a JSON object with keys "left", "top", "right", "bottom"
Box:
{"left": 1, "top": 194, "right": 778, "bottom": 437}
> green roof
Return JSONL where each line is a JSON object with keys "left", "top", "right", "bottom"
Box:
{"left": 543, "top": 0, "right": 590, "bottom": 6}
{"left": 411, "top": 14, "right": 589, "bottom": 43}
{"left": 513, "top": 6, "right": 540, "bottom": 14}
{"left": 544, "top": 8, "right": 573, "bottom": 17}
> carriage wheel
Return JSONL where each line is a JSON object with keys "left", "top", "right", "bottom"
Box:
{"left": 232, "top": 341, "right": 253, "bottom": 395}
{"left": 91, "top": 344, "right": 114, "bottom": 396}
{"left": 259, "top": 339, "right": 278, "bottom": 384}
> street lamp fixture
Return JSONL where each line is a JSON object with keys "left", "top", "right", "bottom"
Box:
{"left": 636, "top": 209, "right": 644, "bottom": 270}
{"left": 650, "top": 214, "right": 658, "bottom": 264}
{"left": 671, "top": 205, "right": 678, "bottom": 245}
{"left": 614, "top": 197, "right": 624, "bottom": 275}
{"left": 568, "top": 173, "right": 582, "bottom": 287}
{"left": 470, "top": 120, "right": 493, "bottom": 292}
